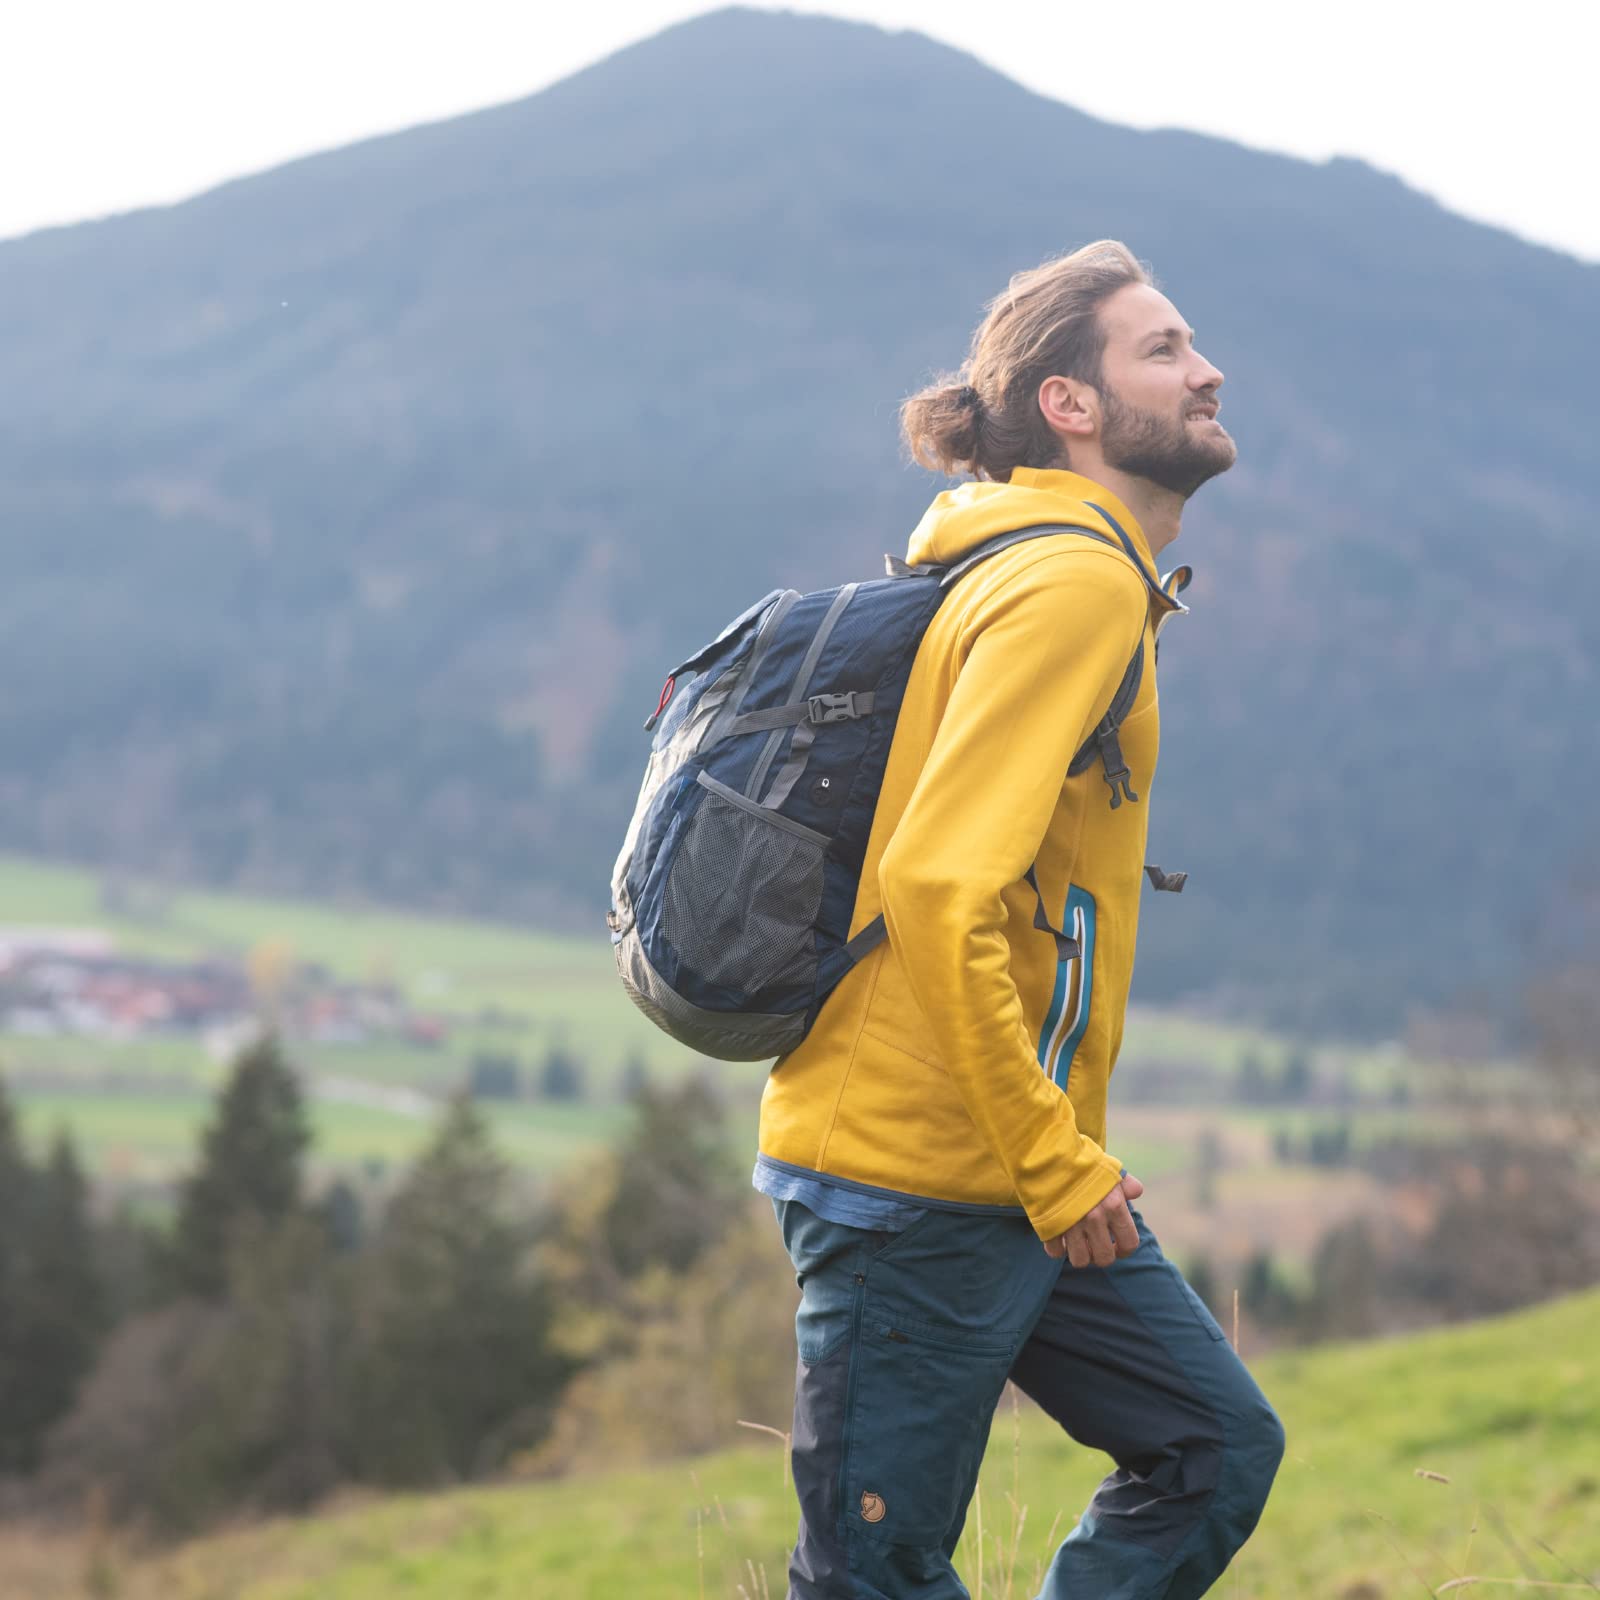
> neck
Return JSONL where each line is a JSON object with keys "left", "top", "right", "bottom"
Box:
{"left": 1078, "top": 461, "right": 1185, "bottom": 557}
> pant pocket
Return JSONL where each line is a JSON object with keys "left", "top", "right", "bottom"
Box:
{"left": 1177, "top": 1268, "right": 1228, "bottom": 1342}
{"left": 844, "top": 1310, "right": 1016, "bottom": 1546}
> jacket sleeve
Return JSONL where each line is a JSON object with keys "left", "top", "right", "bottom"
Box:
{"left": 876, "top": 548, "right": 1147, "bottom": 1240}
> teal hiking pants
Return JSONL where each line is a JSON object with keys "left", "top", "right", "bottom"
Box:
{"left": 776, "top": 1199, "right": 1284, "bottom": 1599}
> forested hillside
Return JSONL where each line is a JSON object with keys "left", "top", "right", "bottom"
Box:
{"left": 1, "top": 7, "right": 1595, "bottom": 1032}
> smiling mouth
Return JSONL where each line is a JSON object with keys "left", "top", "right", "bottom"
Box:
{"left": 1187, "top": 409, "right": 1220, "bottom": 421}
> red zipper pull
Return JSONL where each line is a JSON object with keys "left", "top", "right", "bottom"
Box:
{"left": 643, "top": 675, "right": 677, "bottom": 732}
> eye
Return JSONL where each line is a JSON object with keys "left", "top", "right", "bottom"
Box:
{"left": 1149, "top": 343, "right": 1171, "bottom": 357}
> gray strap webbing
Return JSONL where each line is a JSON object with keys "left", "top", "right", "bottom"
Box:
{"left": 841, "top": 868, "right": 1078, "bottom": 973}
{"left": 703, "top": 589, "right": 801, "bottom": 749}
{"left": 728, "top": 703, "right": 815, "bottom": 734}
{"left": 937, "top": 523, "right": 1120, "bottom": 589}
{"left": 1067, "top": 638, "right": 1145, "bottom": 781}
{"left": 726, "top": 691, "right": 877, "bottom": 737}
{"left": 762, "top": 720, "right": 817, "bottom": 810}
{"left": 746, "top": 582, "right": 860, "bottom": 801}
{"left": 1025, "top": 865, "right": 1080, "bottom": 961}
{"left": 844, "top": 916, "right": 888, "bottom": 963}
{"left": 922, "top": 523, "right": 1151, "bottom": 805}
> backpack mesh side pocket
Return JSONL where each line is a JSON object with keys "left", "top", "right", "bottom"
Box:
{"left": 662, "top": 772, "right": 826, "bottom": 996}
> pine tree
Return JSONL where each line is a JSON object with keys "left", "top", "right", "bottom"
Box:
{"left": 603, "top": 1076, "right": 739, "bottom": 1278}
{"left": 0, "top": 1076, "right": 30, "bottom": 1474}
{"left": 344, "top": 1097, "right": 567, "bottom": 1484}
{"left": 12, "top": 1132, "right": 105, "bottom": 1470}
{"left": 171, "top": 1034, "right": 310, "bottom": 1299}
{"left": 538, "top": 1046, "right": 584, "bottom": 1102}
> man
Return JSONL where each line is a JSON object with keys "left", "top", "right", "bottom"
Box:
{"left": 753, "top": 240, "right": 1284, "bottom": 1599}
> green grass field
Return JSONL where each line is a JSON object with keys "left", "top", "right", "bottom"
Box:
{"left": 0, "top": 851, "right": 687, "bottom": 1086}
{"left": 9, "top": 1087, "right": 621, "bottom": 1188}
{"left": 0, "top": 850, "right": 1408, "bottom": 1093}
{"left": 11, "top": 1287, "right": 1595, "bottom": 1600}
{"left": 0, "top": 850, "right": 1507, "bottom": 1208}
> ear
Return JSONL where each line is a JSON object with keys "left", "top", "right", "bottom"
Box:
{"left": 1038, "top": 374, "right": 1098, "bottom": 440}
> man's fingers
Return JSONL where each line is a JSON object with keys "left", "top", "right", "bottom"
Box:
{"left": 1054, "top": 1175, "right": 1147, "bottom": 1268}
{"left": 1107, "top": 1196, "right": 1145, "bottom": 1254}
{"left": 1087, "top": 1215, "right": 1117, "bottom": 1267}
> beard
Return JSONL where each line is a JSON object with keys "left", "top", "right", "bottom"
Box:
{"left": 1099, "top": 386, "right": 1238, "bottom": 499}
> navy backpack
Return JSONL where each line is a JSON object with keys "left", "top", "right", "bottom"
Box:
{"left": 607, "top": 516, "right": 1186, "bottom": 1061}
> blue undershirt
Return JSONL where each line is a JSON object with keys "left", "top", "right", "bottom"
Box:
{"left": 752, "top": 1153, "right": 929, "bottom": 1232}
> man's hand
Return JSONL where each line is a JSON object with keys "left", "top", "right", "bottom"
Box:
{"left": 1044, "top": 1174, "right": 1145, "bottom": 1267}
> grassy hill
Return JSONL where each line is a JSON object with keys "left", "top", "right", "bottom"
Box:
{"left": 7, "top": 1287, "right": 1595, "bottom": 1598}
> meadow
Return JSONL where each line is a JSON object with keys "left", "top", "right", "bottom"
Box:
{"left": 5, "top": 1286, "right": 1594, "bottom": 1599}
{"left": 0, "top": 851, "right": 1508, "bottom": 1257}
{"left": 9, "top": 843, "right": 1554, "bottom": 1350}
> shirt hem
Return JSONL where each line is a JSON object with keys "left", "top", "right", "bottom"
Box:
{"left": 752, "top": 1152, "right": 1028, "bottom": 1217}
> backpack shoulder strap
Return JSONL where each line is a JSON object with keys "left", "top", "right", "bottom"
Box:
{"left": 933, "top": 522, "right": 1122, "bottom": 589}
{"left": 926, "top": 521, "right": 1157, "bottom": 804}
{"left": 841, "top": 521, "right": 1167, "bottom": 979}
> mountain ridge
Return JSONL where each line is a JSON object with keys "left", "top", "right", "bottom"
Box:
{"left": 2, "top": 5, "right": 1594, "bottom": 1034}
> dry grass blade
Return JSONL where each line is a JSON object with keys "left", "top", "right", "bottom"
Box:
{"left": 974, "top": 1478, "right": 985, "bottom": 1600}
{"left": 1438, "top": 1581, "right": 1600, "bottom": 1593}
{"left": 713, "top": 1494, "right": 731, "bottom": 1533}
{"left": 1416, "top": 1470, "right": 1454, "bottom": 1485}
{"left": 1033, "top": 1506, "right": 1066, "bottom": 1591}
{"left": 736, "top": 1419, "right": 793, "bottom": 1488}
{"left": 1365, "top": 1509, "right": 1440, "bottom": 1597}
{"left": 1532, "top": 1539, "right": 1600, "bottom": 1593}
{"left": 1375, "top": 1506, "right": 1467, "bottom": 1583}
{"left": 1001, "top": 1498, "right": 1028, "bottom": 1600}
{"left": 696, "top": 1500, "right": 705, "bottom": 1600}
{"left": 1484, "top": 1504, "right": 1540, "bottom": 1579}
{"left": 1001, "top": 1385, "right": 1026, "bottom": 1600}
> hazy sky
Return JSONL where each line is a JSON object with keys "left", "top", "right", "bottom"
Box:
{"left": 5, "top": 1, "right": 1596, "bottom": 261}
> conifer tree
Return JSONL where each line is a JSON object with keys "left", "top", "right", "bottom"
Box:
{"left": 0, "top": 1077, "right": 30, "bottom": 1474}
{"left": 603, "top": 1076, "right": 739, "bottom": 1278}
{"left": 12, "top": 1131, "right": 105, "bottom": 1470}
{"left": 344, "top": 1097, "right": 567, "bottom": 1483}
{"left": 171, "top": 1034, "right": 310, "bottom": 1299}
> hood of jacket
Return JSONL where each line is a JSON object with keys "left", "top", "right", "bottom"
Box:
{"left": 905, "top": 465, "right": 1162, "bottom": 578}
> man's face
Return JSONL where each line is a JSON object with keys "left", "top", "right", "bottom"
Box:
{"left": 1092, "top": 283, "right": 1236, "bottom": 498}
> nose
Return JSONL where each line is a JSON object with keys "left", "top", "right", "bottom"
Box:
{"left": 1190, "top": 350, "right": 1224, "bottom": 391}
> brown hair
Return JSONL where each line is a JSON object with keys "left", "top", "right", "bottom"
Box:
{"left": 900, "top": 240, "right": 1153, "bottom": 481}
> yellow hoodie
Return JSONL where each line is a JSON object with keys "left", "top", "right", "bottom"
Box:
{"left": 756, "top": 468, "right": 1189, "bottom": 1240}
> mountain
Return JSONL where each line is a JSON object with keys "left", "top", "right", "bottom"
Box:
{"left": 1, "top": 7, "right": 1595, "bottom": 1035}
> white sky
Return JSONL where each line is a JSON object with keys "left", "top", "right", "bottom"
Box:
{"left": 3, "top": 0, "right": 1597, "bottom": 262}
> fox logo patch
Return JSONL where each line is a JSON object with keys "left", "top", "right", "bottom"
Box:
{"left": 860, "top": 1491, "right": 887, "bottom": 1523}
